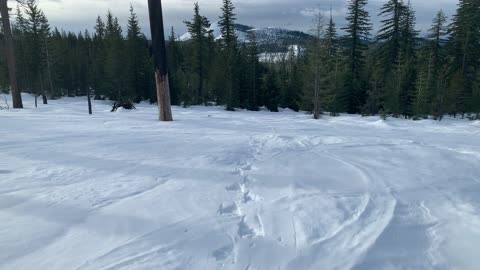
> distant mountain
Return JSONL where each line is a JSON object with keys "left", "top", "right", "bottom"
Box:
{"left": 179, "top": 22, "right": 313, "bottom": 53}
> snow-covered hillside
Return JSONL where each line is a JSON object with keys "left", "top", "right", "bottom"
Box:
{"left": 179, "top": 21, "right": 249, "bottom": 42}
{"left": 1, "top": 94, "right": 480, "bottom": 270}
{"left": 179, "top": 22, "right": 311, "bottom": 53}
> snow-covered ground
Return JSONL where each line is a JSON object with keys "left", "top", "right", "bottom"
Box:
{"left": 1, "top": 94, "right": 480, "bottom": 270}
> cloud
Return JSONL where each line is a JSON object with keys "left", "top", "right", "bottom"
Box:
{"left": 300, "top": 8, "right": 321, "bottom": 17}
{"left": 26, "top": 0, "right": 458, "bottom": 37}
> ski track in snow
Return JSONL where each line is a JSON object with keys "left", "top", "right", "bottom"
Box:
{"left": 1, "top": 94, "right": 480, "bottom": 270}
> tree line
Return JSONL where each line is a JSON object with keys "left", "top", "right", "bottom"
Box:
{"left": 1, "top": 0, "right": 479, "bottom": 120}
{"left": 0, "top": 0, "right": 156, "bottom": 106}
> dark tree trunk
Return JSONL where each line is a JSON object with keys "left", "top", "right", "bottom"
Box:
{"left": 148, "top": 0, "right": 173, "bottom": 121}
{"left": 35, "top": 96, "right": 37, "bottom": 108}
{"left": 39, "top": 74, "right": 47, "bottom": 104}
{"left": 87, "top": 89, "right": 92, "bottom": 115}
{"left": 0, "top": 0, "right": 23, "bottom": 108}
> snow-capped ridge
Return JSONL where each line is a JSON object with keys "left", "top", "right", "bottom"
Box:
{"left": 178, "top": 22, "right": 312, "bottom": 53}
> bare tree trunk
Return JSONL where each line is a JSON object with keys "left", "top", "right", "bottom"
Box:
{"left": 39, "top": 74, "right": 47, "bottom": 104}
{"left": 313, "top": 63, "right": 320, "bottom": 120}
{"left": 148, "top": 0, "right": 173, "bottom": 121}
{"left": 86, "top": 43, "right": 93, "bottom": 115}
{"left": 252, "top": 59, "right": 256, "bottom": 109}
{"left": 0, "top": 0, "right": 23, "bottom": 108}
{"left": 333, "top": 50, "right": 340, "bottom": 116}
{"left": 87, "top": 88, "right": 92, "bottom": 115}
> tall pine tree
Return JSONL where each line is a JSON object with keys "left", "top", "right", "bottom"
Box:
{"left": 126, "top": 5, "right": 150, "bottom": 102}
{"left": 446, "top": 0, "right": 480, "bottom": 118}
{"left": 218, "top": 0, "right": 238, "bottom": 110}
{"left": 377, "top": 0, "right": 404, "bottom": 115}
{"left": 341, "top": 0, "right": 372, "bottom": 114}
{"left": 184, "top": 3, "right": 212, "bottom": 105}
{"left": 104, "top": 11, "right": 127, "bottom": 102}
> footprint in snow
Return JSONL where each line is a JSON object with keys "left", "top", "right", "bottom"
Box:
{"left": 243, "top": 190, "right": 261, "bottom": 204}
{"left": 226, "top": 182, "right": 244, "bottom": 192}
{"left": 238, "top": 214, "right": 265, "bottom": 239}
{"left": 212, "top": 244, "right": 234, "bottom": 262}
{"left": 218, "top": 201, "right": 242, "bottom": 216}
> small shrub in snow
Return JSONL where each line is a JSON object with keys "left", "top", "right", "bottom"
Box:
{"left": 111, "top": 101, "right": 136, "bottom": 112}
{"left": 379, "top": 110, "right": 388, "bottom": 120}
{"left": 467, "top": 115, "right": 480, "bottom": 121}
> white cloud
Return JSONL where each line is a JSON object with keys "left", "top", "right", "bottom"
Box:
{"left": 18, "top": 0, "right": 459, "bottom": 37}
{"left": 300, "top": 7, "right": 321, "bottom": 17}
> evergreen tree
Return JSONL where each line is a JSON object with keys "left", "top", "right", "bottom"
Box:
{"left": 238, "top": 44, "right": 251, "bottom": 109}
{"left": 302, "top": 13, "right": 322, "bottom": 118}
{"left": 284, "top": 47, "right": 302, "bottom": 112}
{"left": 263, "top": 69, "right": 280, "bottom": 112}
{"left": 77, "top": 31, "right": 90, "bottom": 97}
{"left": 218, "top": 0, "right": 238, "bottom": 110}
{"left": 363, "top": 52, "right": 384, "bottom": 115}
{"left": 398, "top": 1, "right": 419, "bottom": 117}
{"left": 341, "top": 0, "right": 372, "bottom": 114}
{"left": 167, "top": 27, "right": 183, "bottom": 105}
{"left": 0, "top": 23, "right": 8, "bottom": 92}
{"left": 20, "top": 0, "right": 51, "bottom": 104}
{"left": 446, "top": 0, "right": 480, "bottom": 118}
{"left": 184, "top": 3, "right": 211, "bottom": 104}
{"left": 302, "top": 13, "right": 333, "bottom": 119}
{"left": 429, "top": 10, "right": 448, "bottom": 70}
{"left": 278, "top": 44, "right": 290, "bottom": 109}
{"left": 413, "top": 50, "right": 432, "bottom": 118}
{"left": 325, "top": 10, "right": 341, "bottom": 115}
{"left": 415, "top": 10, "right": 448, "bottom": 118}
{"left": 13, "top": 6, "right": 30, "bottom": 93}
{"left": 92, "top": 16, "right": 107, "bottom": 98}
{"left": 203, "top": 28, "right": 217, "bottom": 103}
{"left": 1, "top": 0, "right": 476, "bottom": 120}
{"left": 126, "top": 5, "right": 150, "bottom": 102}
{"left": 245, "top": 31, "right": 261, "bottom": 111}
{"left": 48, "top": 28, "right": 66, "bottom": 98}
{"left": 104, "top": 11, "right": 127, "bottom": 102}
{"left": 377, "top": 0, "right": 407, "bottom": 116}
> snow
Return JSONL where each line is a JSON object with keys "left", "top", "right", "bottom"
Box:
{"left": 1, "top": 94, "right": 480, "bottom": 270}
{"left": 258, "top": 45, "right": 300, "bottom": 63}
{"left": 179, "top": 21, "right": 237, "bottom": 42}
{"left": 178, "top": 22, "right": 295, "bottom": 45}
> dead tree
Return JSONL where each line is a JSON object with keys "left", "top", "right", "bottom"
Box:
{"left": 148, "top": 0, "right": 173, "bottom": 121}
{"left": 0, "top": 0, "right": 23, "bottom": 108}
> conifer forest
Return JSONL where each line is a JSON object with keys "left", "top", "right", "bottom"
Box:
{"left": 1, "top": 0, "right": 479, "bottom": 120}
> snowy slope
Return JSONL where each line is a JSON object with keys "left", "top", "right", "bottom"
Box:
{"left": 180, "top": 21, "right": 223, "bottom": 41}
{"left": 1, "top": 94, "right": 480, "bottom": 270}
{"left": 179, "top": 22, "right": 250, "bottom": 42}
{"left": 179, "top": 22, "right": 311, "bottom": 52}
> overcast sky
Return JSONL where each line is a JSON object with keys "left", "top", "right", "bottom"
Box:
{"left": 30, "top": 0, "right": 458, "bottom": 37}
